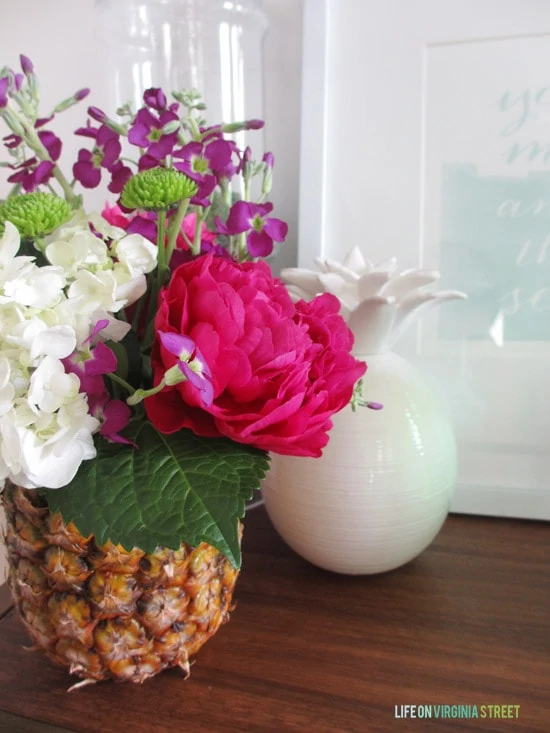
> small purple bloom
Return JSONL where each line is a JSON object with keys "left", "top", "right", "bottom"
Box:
{"left": 143, "top": 87, "right": 167, "bottom": 111}
{"left": 3, "top": 133, "right": 21, "bottom": 150}
{"left": 216, "top": 201, "right": 288, "bottom": 257}
{"left": 245, "top": 118, "right": 264, "bottom": 130}
{"left": 38, "top": 130, "right": 62, "bottom": 161}
{"left": 191, "top": 174, "right": 217, "bottom": 207}
{"left": 0, "top": 77, "right": 9, "bottom": 109}
{"left": 84, "top": 319, "right": 110, "bottom": 344}
{"left": 158, "top": 331, "right": 214, "bottom": 406}
{"left": 75, "top": 88, "right": 90, "bottom": 102}
{"left": 13, "top": 72, "right": 24, "bottom": 92}
{"left": 36, "top": 115, "right": 55, "bottom": 129}
{"left": 127, "top": 214, "right": 157, "bottom": 243}
{"left": 19, "top": 54, "right": 34, "bottom": 75}
{"left": 169, "top": 240, "right": 232, "bottom": 268}
{"left": 7, "top": 158, "right": 55, "bottom": 192}
{"left": 99, "top": 399, "right": 134, "bottom": 445}
{"left": 138, "top": 153, "right": 159, "bottom": 171}
{"left": 108, "top": 161, "right": 133, "bottom": 194}
{"left": 128, "top": 108, "right": 179, "bottom": 160}
{"left": 238, "top": 145, "right": 252, "bottom": 175}
{"left": 263, "top": 151, "right": 274, "bottom": 169}
{"left": 173, "top": 138, "right": 236, "bottom": 183}
{"left": 73, "top": 124, "right": 122, "bottom": 189}
{"left": 63, "top": 341, "right": 118, "bottom": 404}
{"left": 88, "top": 106, "right": 107, "bottom": 123}
{"left": 75, "top": 121, "right": 100, "bottom": 139}
{"left": 366, "top": 401, "right": 384, "bottom": 410}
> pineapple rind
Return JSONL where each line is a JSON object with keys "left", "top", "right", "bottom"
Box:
{"left": 2, "top": 484, "right": 240, "bottom": 684}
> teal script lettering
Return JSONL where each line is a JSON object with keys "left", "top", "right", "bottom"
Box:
{"left": 438, "top": 165, "right": 550, "bottom": 342}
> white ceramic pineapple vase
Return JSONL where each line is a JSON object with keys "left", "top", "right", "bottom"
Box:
{"left": 262, "top": 248, "right": 466, "bottom": 574}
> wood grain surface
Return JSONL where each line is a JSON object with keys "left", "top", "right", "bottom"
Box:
{"left": 0, "top": 507, "right": 548, "bottom": 733}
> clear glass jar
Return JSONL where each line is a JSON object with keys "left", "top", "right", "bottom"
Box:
{"left": 95, "top": 0, "right": 268, "bottom": 138}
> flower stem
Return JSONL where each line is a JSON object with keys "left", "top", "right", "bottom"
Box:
{"left": 9, "top": 106, "right": 78, "bottom": 206}
{"left": 166, "top": 198, "right": 190, "bottom": 262}
{"left": 188, "top": 115, "right": 201, "bottom": 141}
{"left": 126, "top": 379, "right": 166, "bottom": 406}
{"left": 192, "top": 206, "right": 205, "bottom": 256}
{"left": 107, "top": 372, "right": 136, "bottom": 395}
{"left": 156, "top": 210, "right": 167, "bottom": 275}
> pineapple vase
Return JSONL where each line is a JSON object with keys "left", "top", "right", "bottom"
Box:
{"left": 262, "top": 249, "right": 466, "bottom": 575}
{"left": 2, "top": 484, "right": 240, "bottom": 689}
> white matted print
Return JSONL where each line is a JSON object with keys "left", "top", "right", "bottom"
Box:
{"left": 299, "top": 0, "right": 550, "bottom": 519}
{"left": 420, "top": 35, "right": 550, "bottom": 520}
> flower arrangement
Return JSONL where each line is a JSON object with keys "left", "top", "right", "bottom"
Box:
{"left": 0, "top": 55, "right": 368, "bottom": 570}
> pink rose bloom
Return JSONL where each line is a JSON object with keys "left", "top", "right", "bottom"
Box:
{"left": 145, "top": 255, "right": 366, "bottom": 457}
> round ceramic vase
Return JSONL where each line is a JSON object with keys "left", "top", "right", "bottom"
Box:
{"left": 262, "top": 250, "right": 465, "bottom": 575}
{"left": 262, "top": 351, "right": 456, "bottom": 574}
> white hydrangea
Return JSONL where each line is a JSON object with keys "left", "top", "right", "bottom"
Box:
{"left": 0, "top": 212, "right": 151, "bottom": 490}
{"left": 115, "top": 234, "right": 157, "bottom": 277}
{"left": 45, "top": 229, "right": 110, "bottom": 277}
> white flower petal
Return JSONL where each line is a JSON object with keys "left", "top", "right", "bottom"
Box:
{"left": 116, "top": 234, "right": 158, "bottom": 276}
{"left": 30, "top": 326, "right": 77, "bottom": 360}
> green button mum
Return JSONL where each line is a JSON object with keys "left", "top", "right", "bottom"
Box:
{"left": 121, "top": 168, "right": 198, "bottom": 211}
{"left": 0, "top": 193, "right": 72, "bottom": 240}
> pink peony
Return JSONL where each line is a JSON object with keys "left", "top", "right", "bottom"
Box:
{"left": 145, "top": 255, "right": 366, "bottom": 457}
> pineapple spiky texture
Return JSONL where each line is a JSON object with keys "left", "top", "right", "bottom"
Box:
{"left": 2, "top": 484, "right": 240, "bottom": 686}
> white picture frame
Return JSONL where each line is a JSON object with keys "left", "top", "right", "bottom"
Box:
{"left": 298, "top": 0, "right": 550, "bottom": 520}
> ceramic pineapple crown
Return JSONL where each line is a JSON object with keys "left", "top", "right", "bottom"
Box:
{"left": 281, "top": 247, "right": 467, "bottom": 354}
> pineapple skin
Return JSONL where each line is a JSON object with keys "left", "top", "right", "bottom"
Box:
{"left": 2, "top": 484, "right": 240, "bottom": 684}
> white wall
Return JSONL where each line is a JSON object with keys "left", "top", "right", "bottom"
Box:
{"left": 0, "top": 0, "right": 302, "bottom": 271}
{"left": 0, "top": 0, "right": 302, "bottom": 581}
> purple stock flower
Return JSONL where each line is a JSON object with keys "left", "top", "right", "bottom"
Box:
{"left": 191, "top": 175, "right": 216, "bottom": 207}
{"left": 108, "top": 160, "right": 133, "bottom": 194}
{"left": 87, "top": 106, "right": 107, "bottom": 123}
{"left": 173, "top": 138, "right": 236, "bottom": 182}
{"left": 3, "top": 117, "right": 62, "bottom": 161}
{"left": 36, "top": 115, "right": 54, "bottom": 129}
{"left": 143, "top": 87, "right": 167, "bottom": 111}
{"left": 73, "top": 124, "right": 122, "bottom": 189}
{"left": 38, "top": 130, "right": 62, "bottom": 161}
{"left": 20, "top": 54, "right": 34, "bottom": 75}
{"left": 138, "top": 153, "right": 159, "bottom": 171}
{"left": 7, "top": 158, "right": 55, "bottom": 192}
{"left": 128, "top": 108, "right": 179, "bottom": 160}
{"left": 245, "top": 119, "right": 264, "bottom": 130}
{"left": 99, "top": 399, "right": 134, "bottom": 446}
{"left": 3, "top": 133, "right": 20, "bottom": 149}
{"left": 0, "top": 77, "right": 9, "bottom": 109}
{"left": 158, "top": 331, "right": 214, "bottom": 406}
{"left": 127, "top": 214, "right": 157, "bottom": 243}
{"left": 216, "top": 201, "right": 288, "bottom": 257}
{"left": 263, "top": 151, "right": 274, "bottom": 169}
{"left": 75, "top": 88, "right": 90, "bottom": 102}
{"left": 170, "top": 239, "right": 232, "bottom": 268}
{"left": 75, "top": 120, "right": 100, "bottom": 139}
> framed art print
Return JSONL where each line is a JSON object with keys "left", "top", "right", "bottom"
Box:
{"left": 299, "top": 0, "right": 550, "bottom": 519}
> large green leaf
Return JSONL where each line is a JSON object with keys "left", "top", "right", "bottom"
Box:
{"left": 45, "top": 423, "right": 269, "bottom": 568}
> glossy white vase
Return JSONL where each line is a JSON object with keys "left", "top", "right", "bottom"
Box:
{"left": 262, "top": 351, "right": 457, "bottom": 574}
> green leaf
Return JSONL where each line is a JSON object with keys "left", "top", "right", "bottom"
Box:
{"left": 45, "top": 423, "right": 269, "bottom": 568}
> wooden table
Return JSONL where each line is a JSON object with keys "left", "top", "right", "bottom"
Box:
{"left": 0, "top": 506, "right": 548, "bottom": 733}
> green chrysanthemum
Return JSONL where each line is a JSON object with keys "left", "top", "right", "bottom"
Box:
{"left": 0, "top": 193, "right": 72, "bottom": 240}
{"left": 121, "top": 168, "right": 198, "bottom": 211}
